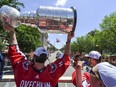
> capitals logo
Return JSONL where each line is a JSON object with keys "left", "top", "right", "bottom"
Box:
{"left": 50, "top": 63, "right": 57, "bottom": 73}
{"left": 23, "top": 61, "right": 29, "bottom": 70}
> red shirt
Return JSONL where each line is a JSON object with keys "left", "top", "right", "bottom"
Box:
{"left": 8, "top": 45, "right": 70, "bottom": 87}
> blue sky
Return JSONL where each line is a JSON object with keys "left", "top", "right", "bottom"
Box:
{"left": 19, "top": 0, "right": 116, "bottom": 49}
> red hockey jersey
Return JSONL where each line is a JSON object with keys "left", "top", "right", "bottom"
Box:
{"left": 8, "top": 45, "right": 70, "bottom": 87}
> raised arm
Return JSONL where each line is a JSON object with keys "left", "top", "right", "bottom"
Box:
{"left": 3, "top": 24, "right": 18, "bottom": 45}
{"left": 73, "top": 61, "right": 83, "bottom": 87}
{"left": 64, "top": 32, "right": 74, "bottom": 55}
{"left": 3, "top": 24, "right": 24, "bottom": 68}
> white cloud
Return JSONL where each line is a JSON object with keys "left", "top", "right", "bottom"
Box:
{"left": 55, "top": 0, "right": 67, "bottom": 6}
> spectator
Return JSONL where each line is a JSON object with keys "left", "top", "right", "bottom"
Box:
{"left": 72, "top": 51, "right": 102, "bottom": 87}
{"left": 72, "top": 61, "right": 91, "bottom": 87}
{"left": 73, "top": 61, "right": 110, "bottom": 87}
{"left": 85, "top": 50, "right": 102, "bottom": 72}
{"left": 88, "top": 51, "right": 102, "bottom": 67}
{"left": 109, "top": 55, "right": 116, "bottom": 66}
{"left": 3, "top": 23, "right": 73, "bottom": 87}
{"left": 91, "top": 62, "right": 116, "bottom": 87}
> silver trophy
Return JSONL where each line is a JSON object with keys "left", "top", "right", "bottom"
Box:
{"left": 0, "top": 5, "right": 77, "bottom": 34}
{"left": 0, "top": 5, "right": 20, "bottom": 28}
{"left": 36, "top": 6, "right": 77, "bottom": 34}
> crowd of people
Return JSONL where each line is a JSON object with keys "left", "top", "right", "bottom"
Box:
{"left": 72, "top": 51, "right": 116, "bottom": 87}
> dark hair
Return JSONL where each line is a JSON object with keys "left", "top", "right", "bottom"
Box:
{"left": 34, "top": 53, "right": 48, "bottom": 63}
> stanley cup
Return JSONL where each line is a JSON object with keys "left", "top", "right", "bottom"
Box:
{"left": 0, "top": 5, "right": 77, "bottom": 34}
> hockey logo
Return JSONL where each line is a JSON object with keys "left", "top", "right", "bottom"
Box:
{"left": 50, "top": 63, "right": 57, "bottom": 73}
{"left": 23, "top": 61, "right": 29, "bottom": 70}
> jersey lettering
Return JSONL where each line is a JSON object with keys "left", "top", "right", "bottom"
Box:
{"left": 20, "top": 80, "right": 51, "bottom": 87}
{"left": 59, "top": 61, "right": 63, "bottom": 67}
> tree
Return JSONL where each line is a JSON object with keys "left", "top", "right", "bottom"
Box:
{"left": 100, "top": 12, "right": 116, "bottom": 53}
{"left": 70, "top": 41, "right": 79, "bottom": 53}
{"left": 14, "top": 25, "right": 42, "bottom": 53}
{"left": 71, "top": 30, "right": 100, "bottom": 53}
{"left": 87, "top": 29, "right": 99, "bottom": 37}
{"left": 70, "top": 12, "right": 116, "bottom": 54}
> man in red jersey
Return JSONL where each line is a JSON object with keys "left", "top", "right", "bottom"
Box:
{"left": 3, "top": 23, "right": 73, "bottom": 87}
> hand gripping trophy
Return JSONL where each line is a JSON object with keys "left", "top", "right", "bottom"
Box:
{"left": 0, "top": 5, "right": 77, "bottom": 34}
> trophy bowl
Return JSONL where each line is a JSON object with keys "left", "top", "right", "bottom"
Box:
{"left": 36, "top": 6, "right": 77, "bottom": 34}
{"left": 20, "top": 6, "right": 77, "bottom": 34}
{"left": 0, "top": 5, "right": 20, "bottom": 28}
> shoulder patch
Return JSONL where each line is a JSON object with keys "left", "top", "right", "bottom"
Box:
{"left": 50, "top": 63, "right": 57, "bottom": 73}
{"left": 23, "top": 61, "right": 29, "bottom": 70}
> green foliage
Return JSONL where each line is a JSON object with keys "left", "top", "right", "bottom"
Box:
{"left": 0, "top": 24, "right": 42, "bottom": 53}
{"left": 0, "top": 0, "right": 24, "bottom": 11}
{"left": 0, "top": 37, "right": 4, "bottom": 51}
{"left": 72, "top": 30, "right": 100, "bottom": 53}
{"left": 100, "top": 12, "right": 116, "bottom": 30}
{"left": 87, "top": 29, "right": 99, "bottom": 36}
{"left": 0, "top": 21, "right": 9, "bottom": 51}
{"left": 70, "top": 12, "right": 116, "bottom": 54}
{"left": 99, "top": 12, "right": 116, "bottom": 53}
{"left": 70, "top": 41, "right": 78, "bottom": 53}
{"left": 15, "top": 25, "right": 42, "bottom": 53}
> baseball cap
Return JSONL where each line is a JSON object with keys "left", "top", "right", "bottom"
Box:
{"left": 34, "top": 47, "right": 48, "bottom": 57}
{"left": 88, "top": 51, "right": 101, "bottom": 60}
{"left": 92, "top": 62, "right": 116, "bottom": 87}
